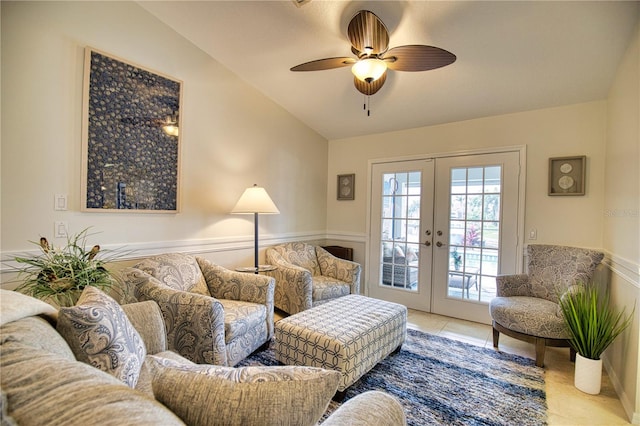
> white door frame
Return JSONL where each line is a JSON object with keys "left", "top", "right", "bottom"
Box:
{"left": 364, "top": 146, "right": 527, "bottom": 314}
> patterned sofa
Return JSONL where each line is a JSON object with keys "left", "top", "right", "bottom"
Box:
{"left": 489, "top": 244, "right": 604, "bottom": 367}
{"left": 121, "top": 253, "right": 274, "bottom": 366}
{"left": 266, "top": 242, "right": 361, "bottom": 315}
{"left": 0, "top": 289, "right": 406, "bottom": 426}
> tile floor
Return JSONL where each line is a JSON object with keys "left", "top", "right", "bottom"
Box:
{"left": 406, "top": 309, "right": 632, "bottom": 425}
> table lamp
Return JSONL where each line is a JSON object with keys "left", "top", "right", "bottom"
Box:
{"left": 231, "top": 184, "right": 280, "bottom": 273}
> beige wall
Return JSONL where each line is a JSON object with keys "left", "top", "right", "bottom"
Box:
{"left": 1, "top": 1, "right": 638, "bottom": 421}
{"left": 327, "top": 101, "right": 607, "bottom": 249}
{"left": 326, "top": 29, "right": 638, "bottom": 420}
{"left": 0, "top": 1, "right": 328, "bottom": 273}
{"left": 603, "top": 20, "right": 640, "bottom": 424}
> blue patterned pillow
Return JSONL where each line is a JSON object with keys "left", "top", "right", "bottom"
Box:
{"left": 56, "top": 287, "right": 146, "bottom": 387}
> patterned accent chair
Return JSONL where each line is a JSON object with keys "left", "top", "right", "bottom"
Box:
{"left": 489, "top": 244, "right": 604, "bottom": 367}
{"left": 121, "top": 253, "right": 275, "bottom": 367}
{"left": 265, "top": 242, "right": 361, "bottom": 315}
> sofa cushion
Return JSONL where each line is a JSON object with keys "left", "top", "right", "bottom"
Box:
{"left": 322, "top": 391, "right": 407, "bottom": 426}
{"left": 134, "top": 253, "right": 210, "bottom": 296}
{"left": 136, "top": 351, "right": 194, "bottom": 397}
{"left": 527, "top": 245, "right": 604, "bottom": 302}
{"left": 147, "top": 355, "right": 340, "bottom": 426}
{"left": 0, "top": 316, "right": 74, "bottom": 360}
{"left": 57, "top": 287, "right": 146, "bottom": 387}
{"left": 277, "top": 242, "right": 322, "bottom": 276}
{"left": 218, "top": 299, "right": 266, "bottom": 342}
{"left": 0, "top": 289, "right": 57, "bottom": 327}
{"left": 311, "top": 276, "right": 351, "bottom": 302}
{"left": 489, "top": 296, "right": 570, "bottom": 339}
{"left": 0, "top": 339, "right": 183, "bottom": 426}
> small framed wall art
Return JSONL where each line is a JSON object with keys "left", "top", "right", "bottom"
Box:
{"left": 337, "top": 174, "right": 355, "bottom": 200}
{"left": 548, "top": 156, "right": 586, "bottom": 196}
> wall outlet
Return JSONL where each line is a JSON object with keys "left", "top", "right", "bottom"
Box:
{"left": 54, "top": 221, "right": 68, "bottom": 238}
{"left": 528, "top": 228, "right": 537, "bottom": 240}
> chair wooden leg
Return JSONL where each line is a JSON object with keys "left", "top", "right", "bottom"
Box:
{"left": 492, "top": 327, "right": 500, "bottom": 348}
{"left": 535, "top": 338, "right": 546, "bottom": 367}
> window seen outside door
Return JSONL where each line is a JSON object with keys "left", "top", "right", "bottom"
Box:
{"left": 380, "top": 171, "right": 421, "bottom": 291}
{"left": 447, "top": 166, "right": 501, "bottom": 302}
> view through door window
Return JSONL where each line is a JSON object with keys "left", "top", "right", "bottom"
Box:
{"left": 448, "top": 166, "right": 500, "bottom": 302}
{"left": 380, "top": 171, "right": 421, "bottom": 291}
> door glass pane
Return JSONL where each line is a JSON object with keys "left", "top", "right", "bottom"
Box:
{"left": 380, "top": 171, "right": 421, "bottom": 291}
{"left": 447, "top": 166, "right": 501, "bottom": 302}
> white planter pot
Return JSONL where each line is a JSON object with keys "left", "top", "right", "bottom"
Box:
{"left": 574, "top": 353, "right": 602, "bottom": 395}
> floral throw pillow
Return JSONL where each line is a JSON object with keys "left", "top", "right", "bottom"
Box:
{"left": 57, "top": 286, "right": 146, "bottom": 387}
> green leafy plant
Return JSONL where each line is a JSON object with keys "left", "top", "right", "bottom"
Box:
{"left": 11, "top": 228, "right": 122, "bottom": 306}
{"left": 559, "top": 283, "right": 635, "bottom": 360}
{"left": 451, "top": 248, "right": 462, "bottom": 270}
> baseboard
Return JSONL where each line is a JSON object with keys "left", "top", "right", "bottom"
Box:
{"left": 603, "top": 355, "right": 637, "bottom": 424}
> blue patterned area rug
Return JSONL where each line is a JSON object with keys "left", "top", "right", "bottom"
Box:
{"left": 238, "top": 328, "right": 547, "bottom": 426}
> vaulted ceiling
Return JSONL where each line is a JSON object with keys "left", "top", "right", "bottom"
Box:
{"left": 140, "top": 1, "right": 638, "bottom": 140}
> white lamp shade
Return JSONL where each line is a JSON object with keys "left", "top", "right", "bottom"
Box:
{"left": 231, "top": 185, "right": 280, "bottom": 214}
{"left": 351, "top": 58, "right": 387, "bottom": 82}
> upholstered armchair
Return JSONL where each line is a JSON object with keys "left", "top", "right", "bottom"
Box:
{"left": 121, "top": 253, "right": 274, "bottom": 367}
{"left": 489, "top": 244, "right": 604, "bottom": 367}
{"left": 265, "top": 242, "right": 361, "bottom": 315}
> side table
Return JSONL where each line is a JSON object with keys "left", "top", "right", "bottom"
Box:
{"left": 235, "top": 265, "right": 276, "bottom": 274}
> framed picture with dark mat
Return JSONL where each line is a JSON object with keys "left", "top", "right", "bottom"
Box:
{"left": 337, "top": 174, "right": 355, "bottom": 201}
{"left": 81, "top": 47, "right": 183, "bottom": 212}
{"left": 548, "top": 155, "right": 586, "bottom": 196}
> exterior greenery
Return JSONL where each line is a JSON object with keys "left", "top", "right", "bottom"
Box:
{"left": 559, "top": 283, "right": 634, "bottom": 360}
{"left": 12, "top": 229, "right": 121, "bottom": 306}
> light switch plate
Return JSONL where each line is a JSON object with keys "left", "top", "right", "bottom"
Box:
{"left": 54, "top": 221, "right": 68, "bottom": 238}
{"left": 54, "top": 194, "right": 67, "bottom": 211}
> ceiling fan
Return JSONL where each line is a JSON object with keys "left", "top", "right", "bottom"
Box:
{"left": 290, "top": 10, "right": 456, "bottom": 114}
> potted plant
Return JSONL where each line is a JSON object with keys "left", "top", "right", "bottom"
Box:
{"left": 451, "top": 248, "right": 462, "bottom": 271}
{"left": 559, "top": 282, "right": 634, "bottom": 394}
{"left": 10, "top": 228, "right": 122, "bottom": 307}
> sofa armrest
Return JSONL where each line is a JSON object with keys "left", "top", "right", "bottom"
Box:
{"left": 323, "top": 391, "right": 406, "bottom": 426}
{"left": 121, "top": 300, "right": 167, "bottom": 356}
{"left": 495, "top": 274, "right": 531, "bottom": 297}
{"left": 317, "top": 247, "right": 361, "bottom": 294}
{"left": 197, "top": 257, "right": 275, "bottom": 338}
{"left": 196, "top": 257, "right": 274, "bottom": 304}
{"left": 265, "top": 248, "right": 313, "bottom": 315}
{"left": 122, "top": 267, "right": 228, "bottom": 366}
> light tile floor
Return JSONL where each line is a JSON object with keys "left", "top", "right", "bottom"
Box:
{"left": 406, "top": 309, "right": 632, "bottom": 425}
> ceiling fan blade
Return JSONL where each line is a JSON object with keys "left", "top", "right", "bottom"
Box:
{"left": 384, "top": 45, "right": 456, "bottom": 72}
{"left": 290, "top": 57, "right": 355, "bottom": 72}
{"left": 354, "top": 71, "right": 386, "bottom": 96}
{"left": 347, "top": 10, "right": 389, "bottom": 56}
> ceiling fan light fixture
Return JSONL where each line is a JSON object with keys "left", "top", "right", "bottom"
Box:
{"left": 351, "top": 58, "right": 387, "bottom": 83}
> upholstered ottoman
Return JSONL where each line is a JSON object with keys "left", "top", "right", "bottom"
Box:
{"left": 274, "top": 295, "right": 407, "bottom": 397}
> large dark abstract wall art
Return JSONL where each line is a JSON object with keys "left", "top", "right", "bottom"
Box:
{"left": 82, "top": 48, "right": 182, "bottom": 212}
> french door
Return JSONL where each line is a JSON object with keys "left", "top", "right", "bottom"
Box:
{"left": 369, "top": 151, "right": 523, "bottom": 324}
{"left": 369, "top": 159, "right": 435, "bottom": 312}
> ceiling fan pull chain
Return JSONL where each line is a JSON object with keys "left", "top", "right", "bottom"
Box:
{"left": 367, "top": 96, "right": 371, "bottom": 117}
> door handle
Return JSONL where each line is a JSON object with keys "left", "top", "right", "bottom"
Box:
{"left": 424, "top": 241, "right": 431, "bottom": 247}
{"left": 436, "top": 241, "right": 446, "bottom": 247}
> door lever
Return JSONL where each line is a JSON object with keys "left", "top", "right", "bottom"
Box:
{"left": 436, "top": 241, "right": 446, "bottom": 247}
